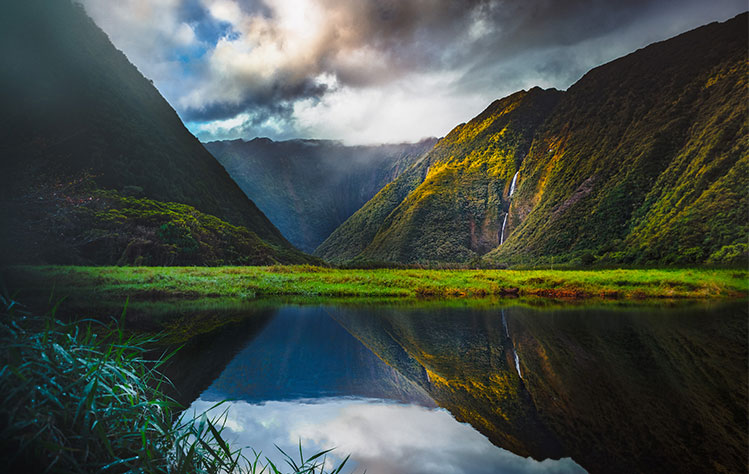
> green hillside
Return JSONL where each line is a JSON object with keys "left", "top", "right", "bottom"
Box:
{"left": 321, "top": 14, "right": 748, "bottom": 266}
{"left": 0, "top": 0, "right": 308, "bottom": 265}
{"left": 206, "top": 138, "right": 434, "bottom": 252}
{"left": 490, "top": 12, "right": 748, "bottom": 266}
{"left": 316, "top": 88, "right": 561, "bottom": 262}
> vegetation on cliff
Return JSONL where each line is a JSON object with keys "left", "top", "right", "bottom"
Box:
{"left": 320, "top": 14, "right": 748, "bottom": 267}
{"left": 490, "top": 12, "right": 748, "bottom": 266}
{"left": 317, "top": 88, "right": 561, "bottom": 263}
{"left": 0, "top": 178, "right": 316, "bottom": 266}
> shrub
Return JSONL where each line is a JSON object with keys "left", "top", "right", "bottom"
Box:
{"left": 707, "top": 243, "right": 749, "bottom": 265}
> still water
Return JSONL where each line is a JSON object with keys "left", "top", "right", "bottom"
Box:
{"left": 174, "top": 302, "right": 747, "bottom": 474}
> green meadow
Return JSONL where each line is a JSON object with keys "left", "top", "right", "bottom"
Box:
{"left": 6, "top": 265, "right": 747, "bottom": 304}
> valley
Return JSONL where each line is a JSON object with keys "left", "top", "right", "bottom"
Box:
{"left": 205, "top": 137, "right": 435, "bottom": 252}
{"left": 0, "top": 1, "right": 747, "bottom": 473}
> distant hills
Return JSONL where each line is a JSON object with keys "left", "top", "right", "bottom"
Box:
{"left": 320, "top": 13, "right": 748, "bottom": 266}
{"left": 205, "top": 138, "right": 435, "bottom": 252}
{"left": 0, "top": 0, "right": 313, "bottom": 265}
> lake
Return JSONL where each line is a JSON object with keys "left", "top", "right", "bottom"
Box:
{"left": 168, "top": 301, "right": 747, "bottom": 474}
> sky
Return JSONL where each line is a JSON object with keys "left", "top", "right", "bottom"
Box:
{"left": 80, "top": 0, "right": 746, "bottom": 144}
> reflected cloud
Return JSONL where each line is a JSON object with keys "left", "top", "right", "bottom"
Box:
{"left": 189, "top": 398, "right": 585, "bottom": 474}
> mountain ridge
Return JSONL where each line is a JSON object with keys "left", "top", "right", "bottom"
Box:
{"left": 319, "top": 13, "right": 748, "bottom": 266}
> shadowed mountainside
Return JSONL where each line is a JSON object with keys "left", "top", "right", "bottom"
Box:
{"left": 205, "top": 138, "right": 435, "bottom": 252}
{"left": 0, "top": 0, "right": 313, "bottom": 265}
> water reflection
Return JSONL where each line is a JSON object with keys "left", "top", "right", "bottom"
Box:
{"left": 180, "top": 301, "right": 747, "bottom": 474}
{"left": 188, "top": 398, "right": 584, "bottom": 474}
{"left": 200, "top": 306, "right": 432, "bottom": 405}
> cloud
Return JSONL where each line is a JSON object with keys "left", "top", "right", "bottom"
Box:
{"left": 188, "top": 397, "right": 586, "bottom": 474}
{"left": 81, "top": 0, "right": 748, "bottom": 144}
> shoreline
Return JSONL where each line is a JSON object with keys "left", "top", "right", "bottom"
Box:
{"left": 4, "top": 265, "right": 747, "bottom": 304}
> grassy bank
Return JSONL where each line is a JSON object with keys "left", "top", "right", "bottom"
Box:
{"left": 5, "top": 265, "right": 747, "bottom": 304}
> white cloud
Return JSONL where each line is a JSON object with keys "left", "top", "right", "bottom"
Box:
{"left": 187, "top": 397, "right": 586, "bottom": 474}
{"left": 292, "top": 78, "right": 488, "bottom": 145}
{"left": 80, "top": 0, "right": 201, "bottom": 105}
{"left": 175, "top": 22, "right": 197, "bottom": 46}
{"left": 81, "top": 0, "right": 749, "bottom": 144}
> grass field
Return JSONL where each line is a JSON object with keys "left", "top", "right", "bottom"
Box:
{"left": 4, "top": 265, "right": 747, "bottom": 304}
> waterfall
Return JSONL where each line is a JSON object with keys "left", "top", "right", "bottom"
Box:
{"left": 500, "top": 214, "right": 508, "bottom": 245}
{"left": 499, "top": 171, "right": 519, "bottom": 245}
{"left": 501, "top": 310, "right": 523, "bottom": 379}
{"left": 509, "top": 171, "right": 519, "bottom": 197}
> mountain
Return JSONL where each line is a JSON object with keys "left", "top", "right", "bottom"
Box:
{"left": 0, "top": 0, "right": 312, "bottom": 265}
{"left": 317, "top": 88, "right": 561, "bottom": 262}
{"left": 319, "top": 13, "right": 748, "bottom": 266}
{"left": 488, "top": 12, "right": 748, "bottom": 266}
{"left": 205, "top": 138, "right": 435, "bottom": 252}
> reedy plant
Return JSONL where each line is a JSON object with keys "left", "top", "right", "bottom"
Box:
{"left": 0, "top": 294, "right": 349, "bottom": 473}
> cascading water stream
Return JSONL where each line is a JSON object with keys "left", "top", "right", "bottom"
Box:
{"left": 501, "top": 310, "right": 510, "bottom": 338}
{"left": 500, "top": 214, "right": 508, "bottom": 245}
{"left": 513, "top": 349, "right": 522, "bottom": 379}
{"left": 509, "top": 171, "right": 519, "bottom": 197}
{"left": 499, "top": 171, "right": 519, "bottom": 245}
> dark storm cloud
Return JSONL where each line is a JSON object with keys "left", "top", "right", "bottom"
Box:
{"left": 183, "top": 74, "right": 329, "bottom": 122}
{"left": 81, "top": 0, "right": 747, "bottom": 143}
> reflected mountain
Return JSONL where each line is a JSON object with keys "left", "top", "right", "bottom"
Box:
{"left": 199, "top": 306, "right": 434, "bottom": 406}
{"left": 329, "top": 302, "right": 748, "bottom": 474}
{"left": 162, "top": 308, "right": 277, "bottom": 407}
{"left": 171, "top": 302, "right": 746, "bottom": 473}
{"left": 329, "top": 306, "right": 563, "bottom": 460}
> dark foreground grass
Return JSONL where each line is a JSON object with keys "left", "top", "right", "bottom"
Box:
{"left": 0, "top": 295, "right": 349, "bottom": 473}
{"left": 5, "top": 265, "right": 748, "bottom": 304}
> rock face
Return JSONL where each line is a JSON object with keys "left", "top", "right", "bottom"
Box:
{"left": 205, "top": 138, "right": 435, "bottom": 253}
{"left": 320, "top": 13, "right": 748, "bottom": 266}
{"left": 0, "top": 0, "right": 311, "bottom": 265}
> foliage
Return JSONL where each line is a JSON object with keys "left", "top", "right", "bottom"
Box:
{"left": 0, "top": 295, "right": 349, "bottom": 473}
{"left": 0, "top": 183, "right": 319, "bottom": 266}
